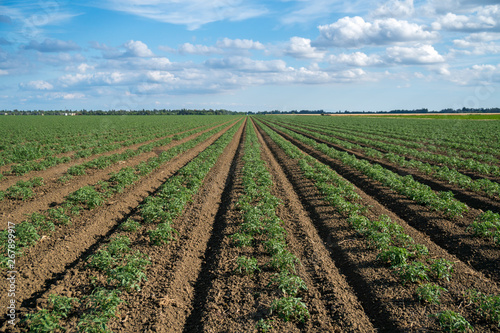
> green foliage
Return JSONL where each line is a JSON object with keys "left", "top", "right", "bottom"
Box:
{"left": 269, "top": 249, "right": 299, "bottom": 273}
{"left": 67, "top": 164, "right": 86, "bottom": 176}
{"left": 432, "top": 310, "right": 472, "bottom": 332}
{"left": 467, "top": 290, "right": 500, "bottom": 327}
{"left": 28, "top": 212, "right": 55, "bottom": 234}
{"left": 107, "top": 252, "right": 150, "bottom": 291}
{"left": 468, "top": 211, "right": 500, "bottom": 243}
{"left": 416, "top": 283, "right": 447, "bottom": 304}
{"left": 148, "top": 223, "right": 178, "bottom": 245}
{"left": 270, "top": 297, "right": 310, "bottom": 323}
{"left": 256, "top": 318, "right": 274, "bottom": 332}
{"left": 377, "top": 246, "right": 410, "bottom": 268}
{"left": 47, "top": 207, "right": 71, "bottom": 226}
{"left": 429, "top": 258, "right": 454, "bottom": 282}
{"left": 24, "top": 308, "right": 65, "bottom": 333}
{"left": 120, "top": 218, "right": 141, "bottom": 232}
{"left": 78, "top": 288, "right": 122, "bottom": 333}
{"left": 235, "top": 256, "right": 260, "bottom": 275}
{"left": 230, "top": 232, "right": 253, "bottom": 247}
{"left": 48, "top": 294, "right": 79, "bottom": 318}
{"left": 65, "top": 185, "right": 104, "bottom": 209}
{"left": 270, "top": 271, "right": 308, "bottom": 296}
{"left": 397, "top": 261, "right": 429, "bottom": 285}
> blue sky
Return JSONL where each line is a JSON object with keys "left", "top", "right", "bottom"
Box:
{"left": 0, "top": 0, "right": 499, "bottom": 112}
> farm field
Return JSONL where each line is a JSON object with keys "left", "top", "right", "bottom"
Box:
{"left": 1, "top": 115, "right": 500, "bottom": 332}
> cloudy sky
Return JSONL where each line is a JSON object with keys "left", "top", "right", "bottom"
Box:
{"left": 0, "top": 0, "right": 499, "bottom": 112}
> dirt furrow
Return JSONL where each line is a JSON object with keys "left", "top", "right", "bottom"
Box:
{"left": 255, "top": 121, "right": 500, "bottom": 332}
{"left": 109, "top": 119, "right": 245, "bottom": 332}
{"left": 271, "top": 121, "right": 500, "bottom": 213}
{"left": 0, "top": 121, "right": 233, "bottom": 228}
{"left": 264, "top": 123, "right": 500, "bottom": 283}
{"left": 0, "top": 122, "right": 239, "bottom": 320}
{"left": 253, "top": 119, "right": 376, "bottom": 332}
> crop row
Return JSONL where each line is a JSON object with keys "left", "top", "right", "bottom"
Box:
{"left": 269, "top": 119, "right": 500, "bottom": 199}
{"left": 280, "top": 117, "right": 500, "bottom": 163}
{"left": 256, "top": 118, "right": 500, "bottom": 331}
{"left": 270, "top": 118, "right": 500, "bottom": 178}
{"left": 261, "top": 120, "right": 469, "bottom": 218}
{"left": 232, "top": 122, "right": 309, "bottom": 330}
{"left": 281, "top": 115, "right": 500, "bottom": 154}
{"left": 22, "top": 119, "right": 244, "bottom": 332}
{"left": 0, "top": 118, "right": 230, "bottom": 178}
{"left": 0, "top": 120, "right": 239, "bottom": 268}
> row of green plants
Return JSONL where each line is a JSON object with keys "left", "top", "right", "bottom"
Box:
{"left": 276, "top": 118, "right": 500, "bottom": 165}
{"left": 468, "top": 211, "right": 500, "bottom": 246}
{"left": 0, "top": 176, "right": 44, "bottom": 201}
{"left": 139, "top": 119, "right": 243, "bottom": 246}
{"left": 256, "top": 119, "right": 498, "bottom": 332}
{"left": 0, "top": 120, "right": 240, "bottom": 269}
{"left": 22, "top": 120, "right": 244, "bottom": 332}
{"left": 60, "top": 123, "right": 218, "bottom": 181}
{"left": 232, "top": 122, "right": 309, "bottom": 331}
{"left": 1, "top": 116, "right": 232, "bottom": 178}
{"left": 262, "top": 120, "right": 469, "bottom": 218}
{"left": 271, "top": 120, "right": 500, "bottom": 199}
{"left": 270, "top": 115, "right": 500, "bottom": 156}
{"left": 24, "top": 235, "right": 150, "bottom": 332}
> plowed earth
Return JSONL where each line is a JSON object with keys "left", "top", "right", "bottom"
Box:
{"left": 1, "top": 117, "right": 499, "bottom": 332}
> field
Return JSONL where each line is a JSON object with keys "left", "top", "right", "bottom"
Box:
{"left": 1, "top": 115, "right": 500, "bottom": 332}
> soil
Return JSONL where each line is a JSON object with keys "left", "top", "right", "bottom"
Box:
{"left": 2, "top": 116, "right": 500, "bottom": 332}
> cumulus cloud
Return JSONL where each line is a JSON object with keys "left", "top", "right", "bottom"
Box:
{"left": 204, "top": 56, "right": 289, "bottom": 72}
{"left": 59, "top": 72, "right": 127, "bottom": 87}
{"left": 315, "top": 16, "right": 438, "bottom": 48}
{"left": 432, "top": 5, "right": 500, "bottom": 31}
{"left": 178, "top": 43, "right": 222, "bottom": 55}
{"left": 25, "top": 38, "right": 81, "bottom": 52}
{"left": 329, "top": 52, "right": 383, "bottom": 66}
{"left": 123, "top": 40, "right": 154, "bottom": 57}
{"left": 216, "top": 38, "right": 265, "bottom": 50}
{"left": 0, "top": 69, "right": 7, "bottom": 75}
{"left": 98, "top": 0, "right": 267, "bottom": 30}
{"left": 386, "top": 44, "right": 445, "bottom": 64}
{"left": 372, "top": 0, "right": 414, "bottom": 18}
{"left": 20, "top": 80, "right": 54, "bottom": 90}
{"left": 284, "top": 37, "right": 326, "bottom": 60}
{"left": 452, "top": 32, "right": 500, "bottom": 54}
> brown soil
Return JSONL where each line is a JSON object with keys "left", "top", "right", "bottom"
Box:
{"left": 254, "top": 119, "right": 500, "bottom": 332}
{"left": 0, "top": 120, "right": 241, "bottom": 332}
{"left": 0, "top": 121, "right": 232, "bottom": 229}
{"left": 2, "top": 116, "right": 500, "bottom": 333}
{"left": 261, "top": 122, "right": 500, "bottom": 284}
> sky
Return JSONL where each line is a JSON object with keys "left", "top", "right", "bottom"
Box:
{"left": 0, "top": 0, "right": 499, "bottom": 112}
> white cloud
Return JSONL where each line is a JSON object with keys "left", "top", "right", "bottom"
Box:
{"left": 123, "top": 40, "right": 154, "bottom": 57}
{"left": 284, "top": 37, "right": 326, "bottom": 60}
{"left": 315, "top": 16, "right": 438, "bottom": 48}
{"left": 178, "top": 43, "right": 222, "bottom": 55}
{"left": 452, "top": 32, "right": 500, "bottom": 54}
{"left": 204, "top": 56, "right": 289, "bottom": 72}
{"left": 20, "top": 80, "right": 53, "bottom": 90}
{"left": 386, "top": 44, "right": 445, "bottom": 64}
{"left": 216, "top": 38, "right": 264, "bottom": 50}
{"left": 0, "top": 69, "right": 8, "bottom": 75}
{"left": 145, "top": 71, "right": 177, "bottom": 83}
{"left": 329, "top": 52, "right": 383, "bottom": 66}
{"left": 98, "top": 0, "right": 267, "bottom": 30}
{"left": 432, "top": 5, "right": 500, "bottom": 31}
{"left": 372, "top": 0, "right": 414, "bottom": 18}
{"left": 59, "top": 72, "right": 127, "bottom": 87}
